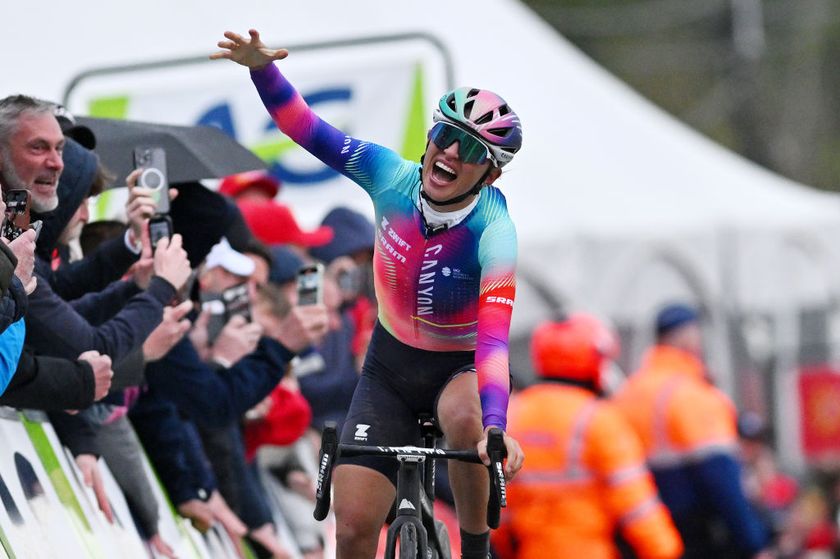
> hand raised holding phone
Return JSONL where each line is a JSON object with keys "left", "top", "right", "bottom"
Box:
{"left": 133, "top": 146, "right": 174, "bottom": 249}
{"left": 152, "top": 234, "right": 192, "bottom": 291}
{"left": 7, "top": 228, "right": 37, "bottom": 294}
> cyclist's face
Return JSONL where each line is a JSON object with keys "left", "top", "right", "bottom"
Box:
{"left": 421, "top": 135, "right": 501, "bottom": 210}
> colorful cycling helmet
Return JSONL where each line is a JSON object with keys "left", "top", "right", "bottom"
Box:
{"left": 433, "top": 87, "right": 522, "bottom": 167}
{"left": 530, "top": 314, "right": 620, "bottom": 389}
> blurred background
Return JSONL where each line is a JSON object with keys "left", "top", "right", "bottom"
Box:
{"left": 524, "top": 0, "right": 840, "bottom": 192}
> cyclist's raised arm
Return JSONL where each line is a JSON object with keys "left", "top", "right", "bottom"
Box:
{"left": 212, "top": 28, "right": 407, "bottom": 197}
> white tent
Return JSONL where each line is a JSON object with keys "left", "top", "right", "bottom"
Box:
{"left": 6, "top": 0, "right": 840, "bottom": 468}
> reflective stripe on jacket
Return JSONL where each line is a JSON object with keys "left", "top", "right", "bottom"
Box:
{"left": 612, "top": 345, "right": 768, "bottom": 556}
{"left": 494, "top": 384, "right": 683, "bottom": 559}
{"left": 612, "top": 345, "right": 738, "bottom": 468}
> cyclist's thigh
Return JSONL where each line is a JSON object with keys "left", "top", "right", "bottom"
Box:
{"left": 333, "top": 464, "right": 395, "bottom": 528}
{"left": 435, "top": 369, "right": 483, "bottom": 443}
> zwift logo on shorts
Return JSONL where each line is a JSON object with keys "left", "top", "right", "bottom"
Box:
{"left": 354, "top": 424, "right": 371, "bottom": 441}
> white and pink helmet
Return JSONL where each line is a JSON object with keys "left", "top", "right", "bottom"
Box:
{"left": 432, "top": 87, "right": 523, "bottom": 168}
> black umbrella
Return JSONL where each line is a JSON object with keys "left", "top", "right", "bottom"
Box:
{"left": 76, "top": 117, "right": 266, "bottom": 185}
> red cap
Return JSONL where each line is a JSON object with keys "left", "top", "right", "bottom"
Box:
{"left": 531, "top": 314, "right": 620, "bottom": 388}
{"left": 219, "top": 170, "right": 280, "bottom": 200}
{"left": 238, "top": 200, "right": 334, "bottom": 248}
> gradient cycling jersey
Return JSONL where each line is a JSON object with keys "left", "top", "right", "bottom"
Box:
{"left": 251, "top": 64, "right": 517, "bottom": 429}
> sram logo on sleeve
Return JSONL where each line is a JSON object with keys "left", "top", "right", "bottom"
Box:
{"left": 486, "top": 296, "right": 514, "bottom": 306}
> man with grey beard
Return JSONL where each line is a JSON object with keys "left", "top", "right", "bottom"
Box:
{"left": 0, "top": 95, "right": 63, "bottom": 212}
{"left": 0, "top": 94, "right": 113, "bottom": 409}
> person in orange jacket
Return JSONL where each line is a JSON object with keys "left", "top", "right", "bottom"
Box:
{"left": 612, "top": 303, "right": 772, "bottom": 559}
{"left": 493, "top": 313, "right": 683, "bottom": 559}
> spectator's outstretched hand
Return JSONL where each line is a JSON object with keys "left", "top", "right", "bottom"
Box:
{"left": 78, "top": 351, "right": 113, "bottom": 401}
{"left": 143, "top": 300, "right": 193, "bottom": 362}
{"left": 132, "top": 221, "right": 155, "bottom": 289}
{"left": 152, "top": 233, "right": 191, "bottom": 290}
{"left": 210, "top": 29, "right": 288, "bottom": 70}
{"left": 211, "top": 314, "right": 263, "bottom": 367}
{"left": 263, "top": 304, "right": 329, "bottom": 353}
{"left": 207, "top": 490, "right": 247, "bottom": 543}
{"left": 188, "top": 308, "right": 212, "bottom": 361}
{"left": 125, "top": 168, "right": 179, "bottom": 247}
{"left": 7, "top": 228, "right": 37, "bottom": 294}
{"left": 148, "top": 534, "right": 177, "bottom": 559}
{"left": 177, "top": 499, "right": 213, "bottom": 532}
{"left": 75, "top": 454, "right": 114, "bottom": 523}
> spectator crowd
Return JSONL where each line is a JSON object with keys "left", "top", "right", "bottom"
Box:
{"left": 0, "top": 94, "right": 379, "bottom": 558}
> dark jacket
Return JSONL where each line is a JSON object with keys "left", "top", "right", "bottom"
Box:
{"left": 144, "top": 335, "right": 295, "bottom": 429}
{"left": 0, "top": 348, "right": 95, "bottom": 410}
{"left": 129, "top": 389, "right": 217, "bottom": 506}
{"left": 0, "top": 242, "right": 28, "bottom": 334}
{"left": 50, "top": 234, "right": 138, "bottom": 301}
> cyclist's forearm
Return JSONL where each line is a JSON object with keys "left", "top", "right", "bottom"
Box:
{"left": 250, "top": 63, "right": 403, "bottom": 194}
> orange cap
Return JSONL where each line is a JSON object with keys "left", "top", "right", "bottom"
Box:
{"left": 530, "top": 314, "right": 619, "bottom": 387}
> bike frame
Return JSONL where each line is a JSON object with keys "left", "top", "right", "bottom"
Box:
{"left": 314, "top": 421, "right": 506, "bottom": 559}
{"left": 384, "top": 454, "right": 431, "bottom": 559}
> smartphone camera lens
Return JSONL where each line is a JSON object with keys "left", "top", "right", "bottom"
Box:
{"left": 140, "top": 168, "right": 164, "bottom": 189}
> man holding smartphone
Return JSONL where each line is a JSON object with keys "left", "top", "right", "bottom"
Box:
{"left": 0, "top": 94, "right": 115, "bottom": 410}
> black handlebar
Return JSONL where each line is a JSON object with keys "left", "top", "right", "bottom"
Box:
{"left": 312, "top": 423, "right": 508, "bottom": 527}
{"left": 313, "top": 421, "right": 339, "bottom": 521}
{"left": 485, "top": 427, "right": 507, "bottom": 529}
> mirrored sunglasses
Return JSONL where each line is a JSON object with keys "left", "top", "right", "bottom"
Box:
{"left": 429, "top": 122, "right": 494, "bottom": 165}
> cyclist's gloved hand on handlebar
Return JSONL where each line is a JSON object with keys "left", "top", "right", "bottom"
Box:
{"left": 477, "top": 427, "right": 525, "bottom": 481}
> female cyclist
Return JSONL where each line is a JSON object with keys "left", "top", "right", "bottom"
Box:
{"left": 212, "top": 29, "right": 525, "bottom": 559}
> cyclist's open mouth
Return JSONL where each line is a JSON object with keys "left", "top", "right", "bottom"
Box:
{"left": 432, "top": 161, "right": 457, "bottom": 183}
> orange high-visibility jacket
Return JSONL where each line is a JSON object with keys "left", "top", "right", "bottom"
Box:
{"left": 493, "top": 383, "right": 683, "bottom": 559}
{"left": 612, "top": 345, "right": 738, "bottom": 469}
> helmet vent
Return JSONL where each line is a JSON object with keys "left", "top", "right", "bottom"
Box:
{"left": 464, "top": 100, "right": 475, "bottom": 119}
{"left": 488, "top": 127, "right": 511, "bottom": 138}
{"left": 467, "top": 88, "right": 480, "bottom": 98}
{"left": 474, "top": 111, "right": 494, "bottom": 125}
{"left": 498, "top": 104, "right": 511, "bottom": 116}
{"left": 446, "top": 94, "right": 457, "bottom": 111}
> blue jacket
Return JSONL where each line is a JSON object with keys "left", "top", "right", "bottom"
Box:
{"left": 0, "top": 319, "right": 26, "bottom": 396}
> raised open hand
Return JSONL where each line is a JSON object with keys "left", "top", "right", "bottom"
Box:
{"left": 210, "top": 29, "right": 288, "bottom": 70}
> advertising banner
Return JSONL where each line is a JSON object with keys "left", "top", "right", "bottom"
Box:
{"left": 799, "top": 366, "right": 840, "bottom": 462}
{"left": 65, "top": 36, "right": 450, "bottom": 227}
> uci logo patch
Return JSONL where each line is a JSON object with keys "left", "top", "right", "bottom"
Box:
{"left": 354, "top": 424, "right": 371, "bottom": 441}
